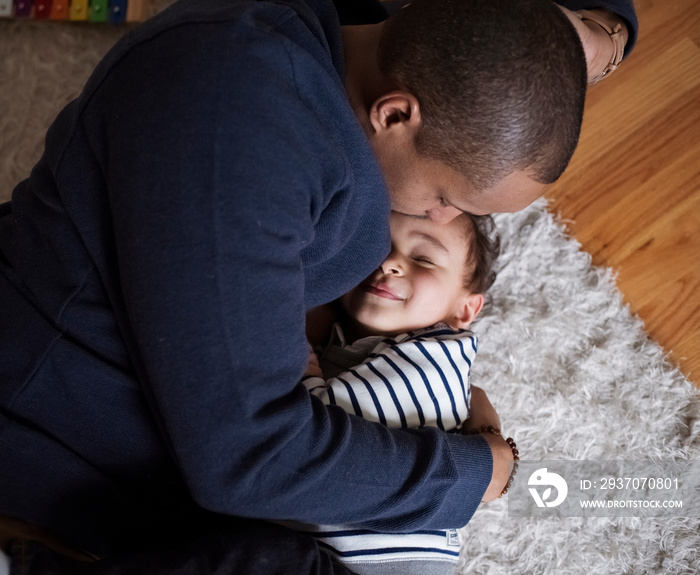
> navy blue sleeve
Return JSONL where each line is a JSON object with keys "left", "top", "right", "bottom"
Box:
{"left": 87, "top": 15, "right": 493, "bottom": 532}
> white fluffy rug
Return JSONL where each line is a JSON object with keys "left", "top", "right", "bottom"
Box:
{"left": 2, "top": 9, "right": 699, "bottom": 575}
{"left": 459, "top": 203, "right": 700, "bottom": 575}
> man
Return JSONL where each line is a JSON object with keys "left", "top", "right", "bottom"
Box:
{"left": 0, "top": 0, "right": 599, "bottom": 572}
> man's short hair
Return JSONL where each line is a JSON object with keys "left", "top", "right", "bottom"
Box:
{"left": 377, "top": 0, "right": 587, "bottom": 191}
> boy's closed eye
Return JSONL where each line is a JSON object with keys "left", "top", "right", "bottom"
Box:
{"left": 413, "top": 255, "right": 436, "bottom": 266}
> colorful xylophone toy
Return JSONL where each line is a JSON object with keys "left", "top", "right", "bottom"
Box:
{"left": 0, "top": 0, "right": 149, "bottom": 22}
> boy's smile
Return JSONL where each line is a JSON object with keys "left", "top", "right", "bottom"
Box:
{"left": 363, "top": 281, "right": 404, "bottom": 301}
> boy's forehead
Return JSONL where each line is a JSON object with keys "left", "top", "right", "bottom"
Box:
{"left": 391, "top": 211, "right": 470, "bottom": 248}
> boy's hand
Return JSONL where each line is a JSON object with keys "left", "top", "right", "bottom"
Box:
{"left": 305, "top": 345, "right": 323, "bottom": 379}
{"left": 462, "top": 386, "right": 500, "bottom": 433}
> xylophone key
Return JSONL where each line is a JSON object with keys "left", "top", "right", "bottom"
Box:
{"left": 34, "top": 0, "right": 51, "bottom": 19}
{"left": 48, "top": 0, "right": 68, "bottom": 19}
{"left": 126, "top": 0, "right": 147, "bottom": 23}
{"left": 69, "top": 0, "right": 89, "bottom": 20}
{"left": 14, "top": 0, "right": 32, "bottom": 17}
{"left": 89, "top": 0, "right": 108, "bottom": 22}
{"left": 0, "top": 0, "right": 13, "bottom": 17}
{"left": 109, "top": 0, "right": 127, "bottom": 24}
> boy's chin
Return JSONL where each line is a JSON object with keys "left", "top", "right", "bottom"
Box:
{"left": 350, "top": 317, "right": 398, "bottom": 338}
{"left": 354, "top": 318, "right": 415, "bottom": 338}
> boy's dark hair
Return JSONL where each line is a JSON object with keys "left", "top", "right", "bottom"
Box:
{"left": 462, "top": 213, "right": 500, "bottom": 294}
{"left": 377, "top": 0, "right": 587, "bottom": 191}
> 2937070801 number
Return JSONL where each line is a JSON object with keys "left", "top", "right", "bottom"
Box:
{"left": 598, "top": 477, "right": 679, "bottom": 490}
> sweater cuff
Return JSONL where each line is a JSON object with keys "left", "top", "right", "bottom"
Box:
{"left": 442, "top": 432, "right": 494, "bottom": 526}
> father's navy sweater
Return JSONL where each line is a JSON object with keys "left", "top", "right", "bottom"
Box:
{"left": 0, "top": 0, "right": 493, "bottom": 556}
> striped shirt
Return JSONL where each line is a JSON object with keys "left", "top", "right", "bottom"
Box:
{"left": 305, "top": 323, "right": 476, "bottom": 432}
{"left": 298, "top": 323, "right": 477, "bottom": 570}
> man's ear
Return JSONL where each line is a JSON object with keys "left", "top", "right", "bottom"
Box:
{"left": 369, "top": 91, "right": 421, "bottom": 134}
{"left": 449, "top": 293, "right": 484, "bottom": 330}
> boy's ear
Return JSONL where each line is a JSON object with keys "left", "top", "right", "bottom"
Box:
{"left": 369, "top": 91, "right": 422, "bottom": 134}
{"left": 449, "top": 293, "right": 484, "bottom": 330}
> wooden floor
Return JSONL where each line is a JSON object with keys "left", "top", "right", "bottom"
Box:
{"left": 545, "top": 0, "right": 700, "bottom": 384}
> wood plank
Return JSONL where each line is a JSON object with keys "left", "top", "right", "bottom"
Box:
{"left": 564, "top": 94, "right": 698, "bottom": 264}
{"left": 546, "top": 0, "right": 700, "bottom": 382}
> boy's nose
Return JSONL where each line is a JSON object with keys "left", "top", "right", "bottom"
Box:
{"left": 380, "top": 260, "right": 402, "bottom": 276}
{"left": 426, "top": 204, "right": 462, "bottom": 224}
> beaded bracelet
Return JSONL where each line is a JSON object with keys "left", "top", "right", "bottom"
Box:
{"left": 475, "top": 425, "right": 519, "bottom": 498}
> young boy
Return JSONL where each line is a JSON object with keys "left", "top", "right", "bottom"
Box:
{"left": 296, "top": 211, "right": 501, "bottom": 575}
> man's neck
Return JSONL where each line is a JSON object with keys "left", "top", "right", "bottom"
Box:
{"left": 341, "top": 23, "right": 396, "bottom": 132}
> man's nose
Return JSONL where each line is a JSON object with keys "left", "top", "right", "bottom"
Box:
{"left": 426, "top": 204, "right": 462, "bottom": 224}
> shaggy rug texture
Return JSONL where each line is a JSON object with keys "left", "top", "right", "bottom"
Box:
{"left": 1, "top": 9, "right": 698, "bottom": 575}
{"left": 458, "top": 203, "right": 700, "bottom": 575}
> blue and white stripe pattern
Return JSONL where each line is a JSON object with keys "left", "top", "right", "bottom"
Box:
{"left": 299, "top": 324, "right": 476, "bottom": 569}
{"left": 304, "top": 325, "right": 476, "bottom": 432}
{"left": 285, "top": 522, "right": 462, "bottom": 566}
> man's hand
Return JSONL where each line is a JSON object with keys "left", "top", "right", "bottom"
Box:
{"left": 558, "top": 6, "right": 628, "bottom": 84}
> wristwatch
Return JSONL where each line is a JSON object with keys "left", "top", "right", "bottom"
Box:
{"left": 577, "top": 9, "right": 626, "bottom": 84}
